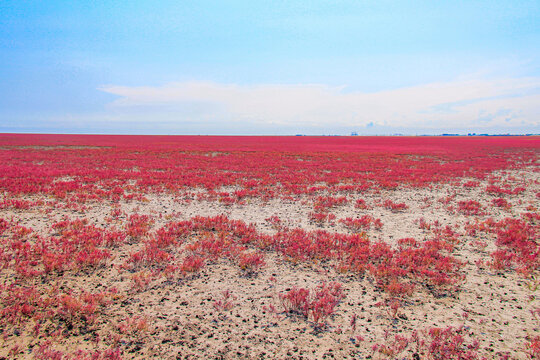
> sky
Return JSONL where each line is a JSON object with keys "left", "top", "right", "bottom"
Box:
{"left": 0, "top": 0, "right": 539, "bottom": 135}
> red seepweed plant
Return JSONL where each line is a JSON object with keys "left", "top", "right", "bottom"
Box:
{"left": 279, "top": 282, "right": 345, "bottom": 328}
{"left": 383, "top": 199, "right": 409, "bottom": 212}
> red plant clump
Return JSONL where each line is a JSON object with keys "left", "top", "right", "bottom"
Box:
{"left": 373, "top": 326, "right": 483, "bottom": 359}
{"left": 279, "top": 282, "right": 345, "bottom": 327}
{"left": 424, "top": 326, "right": 481, "bottom": 360}
{"left": 339, "top": 215, "right": 383, "bottom": 231}
{"left": 369, "top": 238, "right": 464, "bottom": 296}
{"left": 463, "top": 180, "right": 480, "bottom": 188}
{"left": 313, "top": 196, "right": 348, "bottom": 211}
{"left": 308, "top": 211, "right": 336, "bottom": 225}
{"left": 458, "top": 200, "right": 485, "bottom": 216}
{"left": 265, "top": 215, "right": 283, "bottom": 230}
{"left": 491, "top": 197, "right": 511, "bottom": 209}
{"left": 526, "top": 336, "right": 540, "bottom": 359}
{"left": 180, "top": 255, "right": 205, "bottom": 274}
{"left": 383, "top": 199, "right": 409, "bottom": 212}
{"left": 354, "top": 198, "right": 369, "bottom": 209}
{"left": 468, "top": 215, "right": 539, "bottom": 277}
{"left": 0, "top": 198, "right": 43, "bottom": 210}
{"left": 125, "top": 214, "right": 154, "bottom": 240}
{"left": 486, "top": 184, "right": 526, "bottom": 196}
{"left": 0, "top": 218, "right": 122, "bottom": 276}
{"left": 417, "top": 217, "right": 434, "bottom": 231}
{"left": 128, "top": 239, "right": 172, "bottom": 268}
{"left": 237, "top": 251, "right": 265, "bottom": 275}
{"left": 213, "top": 290, "right": 236, "bottom": 311}
{"left": 272, "top": 226, "right": 463, "bottom": 296}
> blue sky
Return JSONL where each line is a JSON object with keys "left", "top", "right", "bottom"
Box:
{"left": 1, "top": 1, "right": 539, "bottom": 135}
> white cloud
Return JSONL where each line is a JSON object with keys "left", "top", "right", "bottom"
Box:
{"left": 99, "top": 77, "right": 540, "bottom": 130}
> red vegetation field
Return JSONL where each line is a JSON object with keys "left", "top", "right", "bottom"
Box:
{"left": 0, "top": 134, "right": 538, "bottom": 359}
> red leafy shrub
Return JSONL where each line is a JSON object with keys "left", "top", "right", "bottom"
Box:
{"left": 458, "top": 200, "right": 484, "bottom": 216}
{"left": 383, "top": 199, "right": 409, "bottom": 212}
{"left": 118, "top": 315, "right": 149, "bottom": 335}
{"left": 273, "top": 225, "right": 463, "bottom": 297}
{"left": 432, "top": 225, "right": 461, "bottom": 244}
{"left": 310, "top": 282, "right": 346, "bottom": 326}
{"left": 374, "top": 326, "right": 483, "bottom": 359}
{"left": 265, "top": 215, "right": 283, "bottom": 230}
{"left": 491, "top": 197, "right": 511, "bottom": 209}
{"left": 486, "top": 185, "right": 526, "bottom": 196}
{"left": 280, "top": 282, "right": 345, "bottom": 327}
{"left": 470, "top": 216, "right": 539, "bottom": 277}
{"left": 424, "top": 326, "right": 481, "bottom": 360}
{"left": 339, "top": 215, "right": 383, "bottom": 231}
{"left": 125, "top": 214, "right": 154, "bottom": 240}
{"left": 280, "top": 286, "right": 310, "bottom": 319}
{"left": 29, "top": 219, "right": 118, "bottom": 273}
{"left": 58, "top": 291, "right": 111, "bottom": 325}
{"left": 103, "top": 229, "right": 127, "bottom": 247}
{"left": 385, "top": 279, "right": 415, "bottom": 298}
{"left": 180, "top": 254, "right": 205, "bottom": 274}
{"left": 308, "top": 211, "right": 336, "bottom": 225}
{"left": 416, "top": 217, "right": 434, "bottom": 231}
{"left": 354, "top": 198, "right": 369, "bottom": 209}
{"left": 463, "top": 180, "right": 480, "bottom": 188}
{"left": 313, "top": 196, "right": 348, "bottom": 211}
{"left": 237, "top": 251, "right": 265, "bottom": 275}
{"left": 154, "top": 221, "right": 192, "bottom": 248}
{"left": 0, "top": 198, "right": 42, "bottom": 210}
{"left": 128, "top": 239, "right": 172, "bottom": 269}
{"left": 213, "top": 290, "right": 236, "bottom": 311}
{"left": 373, "top": 333, "right": 410, "bottom": 358}
{"left": 526, "top": 336, "right": 540, "bottom": 359}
